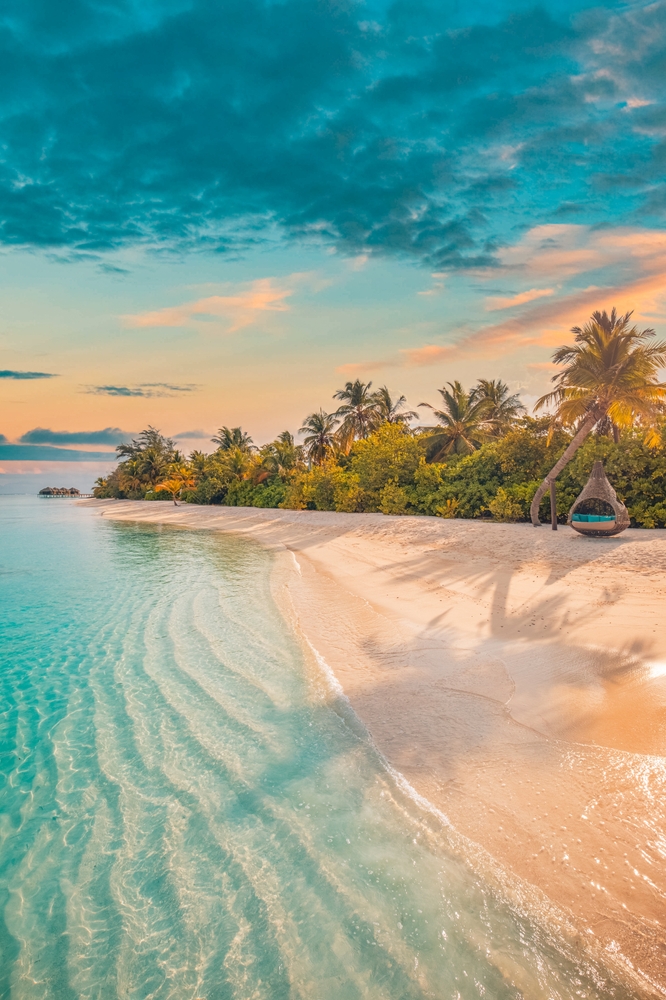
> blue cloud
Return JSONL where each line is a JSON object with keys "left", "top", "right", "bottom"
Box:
{"left": 87, "top": 384, "right": 195, "bottom": 397}
{"left": 0, "top": 0, "right": 661, "bottom": 268}
{"left": 0, "top": 370, "right": 58, "bottom": 379}
{"left": 19, "top": 426, "right": 128, "bottom": 445}
{"left": 173, "top": 429, "right": 206, "bottom": 439}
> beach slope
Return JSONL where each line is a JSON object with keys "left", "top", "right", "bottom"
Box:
{"left": 84, "top": 501, "right": 666, "bottom": 993}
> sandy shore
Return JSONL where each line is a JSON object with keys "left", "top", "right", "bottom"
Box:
{"left": 83, "top": 500, "right": 666, "bottom": 994}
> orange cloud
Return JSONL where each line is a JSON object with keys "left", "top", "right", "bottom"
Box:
{"left": 404, "top": 273, "right": 666, "bottom": 368}
{"left": 403, "top": 225, "right": 666, "bottom": 366}
{"left": 399, "top": 344, "right": 454, "bottom": 366}
{"left": 485, "top": 287, "right": 554, "bottom": 310}
{"left": 335, "top": 225, "right": 666, "bottom": 377}
{"left": 123, "top": 278, "right": 293, "bottom": 332}
{"left": 495, "top": 224, "right": 666, "bottom": 285}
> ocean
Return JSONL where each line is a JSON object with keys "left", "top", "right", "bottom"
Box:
{"left": 0, "top": 497, "right": 639, "bottom": 999}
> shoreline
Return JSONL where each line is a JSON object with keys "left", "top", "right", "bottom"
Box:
{"left": 82, "top": 500, "right": 666, "bottom": 994}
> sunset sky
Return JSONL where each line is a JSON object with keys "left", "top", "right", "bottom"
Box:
{"left": 2, "top": 0, "right": 666, "bottom": 488}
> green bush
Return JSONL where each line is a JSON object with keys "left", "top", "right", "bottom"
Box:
{"left": 252, "top": 483, "right": 287, "bottom": 508}
{"left": 378, "top": 480, "right": 410, "bottom": 515}
{"left": 487, "top": 487, "right": 524, "bottom": 522}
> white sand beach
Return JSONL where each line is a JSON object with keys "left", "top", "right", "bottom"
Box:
{"left": 84, "top": 500, "right": 666, "bottom": 993}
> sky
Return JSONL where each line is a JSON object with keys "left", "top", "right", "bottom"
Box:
{"left": 2, "top": 0, "right": 666, "bottom": 489}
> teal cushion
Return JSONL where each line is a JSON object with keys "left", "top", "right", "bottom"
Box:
{"left": 572, "top": 513, "right": 615, "bottom": 522}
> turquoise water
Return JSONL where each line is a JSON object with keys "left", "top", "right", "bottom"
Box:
{"left": 0, "top": 497, "right": 639, "bottom": 1000}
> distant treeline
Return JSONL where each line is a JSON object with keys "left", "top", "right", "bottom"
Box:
{"left": 93, "top": 378, "right": 666, "bottom": 526}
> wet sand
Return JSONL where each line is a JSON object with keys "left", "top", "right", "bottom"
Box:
{"left": 84, "top": 501, "right": 666, "bottom": 994}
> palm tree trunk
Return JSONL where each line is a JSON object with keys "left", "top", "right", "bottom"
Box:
{"left": 530, "top": 411, "right": 601, "bottom": 526}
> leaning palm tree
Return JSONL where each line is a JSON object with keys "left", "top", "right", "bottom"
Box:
{"left": 299, "top": 410, "right": 339, "bottom": 465}
{"left": 333, "top": 380, "right": 381, "bottom": 449}
{"left": 212, "top": 426, "right": 254, "bottom": 453}
{"left": 472, "top": 379, "right": 525, "bottom": 436}
{"left": 374, "top": 386, "right": 418, "bottom": 425}
{"left": 418, "top": 381, "right": 488, "bottom": 459}
{"left": 530, "top": 308, "right": 666, "bottom": 525}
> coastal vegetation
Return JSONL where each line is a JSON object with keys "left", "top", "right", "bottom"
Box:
{"left": 530, "top": 309, "right": 666, "bottom": 524}
{"left": 93, "top": 309, "right": 666, "bottom": 526}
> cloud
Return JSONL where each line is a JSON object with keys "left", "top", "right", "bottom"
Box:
{"left": 19, "top": 427, "right": 128, "bottom": 446}
{"left": 124, "top": 278, "right": 293, "bottom": 331}
{"left": 87, "top": 384, "right": 196, "bottom": 397}
{"left": 485, "top": 288, "right": 555, "bottom": 310}
{"left": 0, "top": 1, "right": 664, "bottom": 268}
{"left": 0, "top": 444, "right": 118, "bottom": 461}
{"left": 400, "top": 344, "right": 456, "bottom": 367}
{"left": 337, "top": 223, "right": 666, "bottom": 373}
{"left": 173, "top": 429, "right": 206, "bottom": 439}
{"left": 0, "top": 370, "right": 58, "bottom": 379}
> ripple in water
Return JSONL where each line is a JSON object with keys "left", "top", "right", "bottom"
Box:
{"left": 0, "top": 497, "right": 642, "bottom": 998}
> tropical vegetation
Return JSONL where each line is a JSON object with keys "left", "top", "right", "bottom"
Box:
{"left": 93, "top": 311, "right": 666, "bottom": 527}
{"left": 530, "top": 309, "right": 666, "bottom": 524}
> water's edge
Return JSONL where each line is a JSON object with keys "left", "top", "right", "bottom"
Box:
{"left": 0, "top": 496, "right": 650, "bottom": 999}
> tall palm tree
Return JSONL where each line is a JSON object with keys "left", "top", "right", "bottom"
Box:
{"left": 219, "top": 445, "right": 254, "bottom": 480}
{"left": 419, "top": 381, "right": 488, "bottom": 459}
{"left": 530, "top": 308, "right": 666, "bottom": 525}
{"left": 117, "top": 426, "right": 176, "bottom": 461}
{"left": 472, "top": 379, "right": 525, "bottom": 436}
{"left": 260, "top": 432, "right": 303, "bottom": 479}
{"left": 118, "top": 459, "right": 144, "bottom": 495}
{"left": 374, "top": 386, "right": 418, "bottom": 425}
{"left": 212, "top": 426, "right": 254, "bottom": 452}
{"left": 138, "top": 446, "right": 171, "bottom": 484}
{"left": 333, "top": 380, "right": 381, "bottom": 449}
{"left": 188, "top": 450, "right": 208, "bottom": 479}
{"left": 299, "top": 410, "right": 339, "bottom": 465}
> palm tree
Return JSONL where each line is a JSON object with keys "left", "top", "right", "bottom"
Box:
{"left": 139, "top": 445, "right": 171, "bottom": 484}
{"left": 155, "top": 470, "right": 196, "bottom": 505}
{"left": 118, "top": 459, "right": 144, "bottom": 496}
{"left": 260, "top": 431, "right": 303, "bottom": 479}
{"left": 333, "top": 380, "right": 381, "bottom": 449}
{"left": 219, "top": 445, "right": 254, "bottom": 480}
{"left": 374, "top": 386, "right": 418, "bottom": 425}
{"left": 419, "top": 381, "right": 488, "bottom": 459}
{"left": 472, "top": 379, "right": 525, "bottom": 436}
{"left": 299, "top": 410, "right": 339, "bottom": 465}
{"left": 188, "top": 450, "right": 208, "bottom": 479}
{"left": 530, "top": 308, "right": 666, "bottom": 525}
{"left": 117, "top": 426, "right": 175, "bottom": 461}
{"left": 212, "top": 426, "right": 254, "bottom": 452}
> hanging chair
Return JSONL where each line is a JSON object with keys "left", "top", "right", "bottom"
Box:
{"left": 568, "top": 461, "right": 630, "bottom": 537}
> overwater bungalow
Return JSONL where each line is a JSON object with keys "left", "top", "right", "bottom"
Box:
{"left": 38, "top": 487, "right": 82, "bottom": 497}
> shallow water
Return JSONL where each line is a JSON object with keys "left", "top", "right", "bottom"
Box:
{"left": 0, "top": 497, "right": 641, "bottom": 999}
